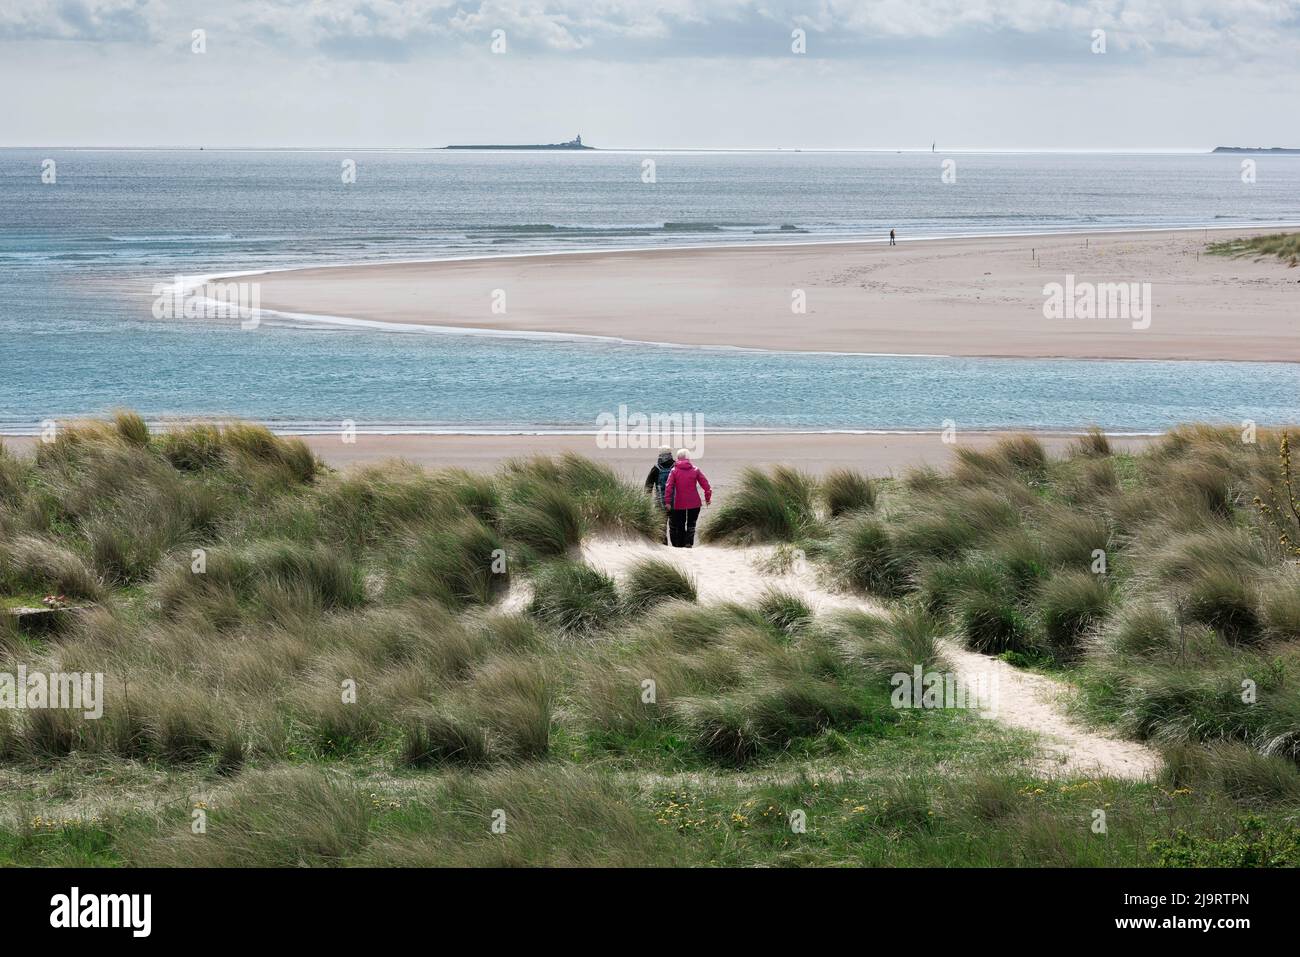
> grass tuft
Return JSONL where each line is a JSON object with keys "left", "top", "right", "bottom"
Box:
{"left": 1207, "top": 232, "right": 1300, "bottom": 267}
{"left": 827, "top": 513, "right": 908, "bottom": 598}
{"left": 528, "top": 560, "right": 621, "bottom": 636}
{"left": 755, "top": 589, "right": 814, "bottom": 637}
{"left": 389, "top": 516, "right": 506, "bottom": 608}
{"left": 621, "top": 558, "right": 698, "bottom": 614}
{"left": 822, "top": 468, "right": 876, "bottom": 516}
{"left": 1071, "top": 427, "right": 1111, "bottom": 458}
{"left": 702, "top": 467, "right": 817, "bottom": 544}
{"left": 1036, "top": 570, "right": 1112, "bottom": 660}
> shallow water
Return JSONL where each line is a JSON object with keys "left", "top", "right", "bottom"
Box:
{"left": 2, "top": 149, "right": 1298, "bottom": 432}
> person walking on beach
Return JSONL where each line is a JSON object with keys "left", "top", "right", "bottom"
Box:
{"left": 889, "top": 228, "right": 896, "bottom": 246}
{"left": 663, "top": 448, "right": 711, "bottom": 548}
{"left": 643, "top": 445, "right": 676, "bottom": 544}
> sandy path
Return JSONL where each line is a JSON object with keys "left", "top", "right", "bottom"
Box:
{"left": 936, "top": 641, "right": 1159, "bottom": 780}
{"left": 581, "top": 536, "right": 1159, "bottom": 781}
{"left": 243, "top": 228, "right": 1300, "bottom": 361}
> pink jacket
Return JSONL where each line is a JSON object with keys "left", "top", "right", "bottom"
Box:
{"left": 664, "top": 459, "right": 711, "bottom": 510}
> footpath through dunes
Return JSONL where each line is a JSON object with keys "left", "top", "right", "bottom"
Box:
{"left": 579, "top": 535, "right": 1161, "bottom": 782}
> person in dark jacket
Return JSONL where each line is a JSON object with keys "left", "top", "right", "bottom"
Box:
{"left": 663, "top": 449, "right": 711, "bottom": 547}
{"left": 643, "top": 446, "right": 675, "bottom": 509}
{"left": 644, "top": 446, "right": 676, "bottom": 545}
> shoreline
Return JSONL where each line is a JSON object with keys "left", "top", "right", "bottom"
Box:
{"left": 0, "top": 425, "right": 1169, "bottom": 438}
{"left": 224, "top": 226, "right": 1300, "bottom": 362}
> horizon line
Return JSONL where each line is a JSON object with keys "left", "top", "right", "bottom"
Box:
{"left": 0, "top": 145, "right": 1277, "bottom": 155}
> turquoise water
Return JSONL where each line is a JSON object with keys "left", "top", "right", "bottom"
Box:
{"left": 2, "top": 148, "right": 1298, "bottom": 432}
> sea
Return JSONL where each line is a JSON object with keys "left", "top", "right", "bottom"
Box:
{"left": 2, "top": 148, "right": 1299, "bottom": 434}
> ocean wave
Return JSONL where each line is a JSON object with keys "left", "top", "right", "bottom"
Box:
{"left": 107, "top": 234, "right": 236, "bottom": 243}
{"left": 465, "top": 221, "right": 769, "bottom": 235}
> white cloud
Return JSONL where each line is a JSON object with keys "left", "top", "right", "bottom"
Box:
{"left": 0, "top": 0, "right": 157, "bottom": 41}
{"left": 2, "top": 0, "right": 1297, "bottom": 147}
{"left": 5, "top": 0, "right": 1298, "bottom": 60}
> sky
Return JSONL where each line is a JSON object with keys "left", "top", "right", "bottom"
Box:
{"left": 2, "top": 0, "right": 1299, "bottom": 150}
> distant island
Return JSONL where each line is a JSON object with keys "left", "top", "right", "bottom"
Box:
{"left": 1211, "top": 146, "right": 1300, "bottom": 154}
{"left": 444, "top": 135, "right": 594, "bottom": 151}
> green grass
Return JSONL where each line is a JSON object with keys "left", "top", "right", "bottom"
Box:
{"left": 5, "top": 728, "right": 1298, "bottom": 867}
{"left": 755, "top": 589, "right": 815, "bottom": 637}
{"left": 701, "top": 466, "right": 818, "bottom": 543}
{"left": 388, "top": 516, "right": 506, "bottom": 608}
{"left": 621, "top": 558, "right": 698, "bottom": 613}
{"left": 1037, "top": 570, "right": 1112, "bottom": 660}
{"left": 1207, "top": 232, "right": 1300, "bottom": 267}
{"left": 499, "top": 479, "right": 585, "bottom": 558}
{"left": 527, "top": 559, "right": 621, "bottom": 635}
{"left": 822, "top": 468, "right": 876, "bottom": 517}
{"left": 1071, "top": 426, "right": 1112, "bottom": 458}
{"left": 953, "top": 573, "right": 1036, "bottom": 655}
{"left": 0, "top": 592, "right": 55, "bottom": 611}
{"left": 826, "top": 513, "right": 909, "bottom": 598}
{"left": 2, "top": 413, "right": 1300, "bottom": 868}
{"left": 827, "top": 605, "right": 944, "bottom": 679}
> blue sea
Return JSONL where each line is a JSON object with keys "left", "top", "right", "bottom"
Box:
{"left": 2, "top": 148, "right": 1299, "bottom": 434}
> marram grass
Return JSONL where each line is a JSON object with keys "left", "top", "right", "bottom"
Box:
{"left": 1, "top": 414, "right": 1299, "bottom": 868}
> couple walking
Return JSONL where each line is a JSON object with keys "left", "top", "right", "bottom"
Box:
{"left": 644, "top": 447, "right": 711, "bottom": 547}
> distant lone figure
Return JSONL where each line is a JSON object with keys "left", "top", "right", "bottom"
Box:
{"left": 663, "top": 449, "right": 711, "bottom": 548}
{"left": 889, "top": 229, "right": 896, "bottom": 246}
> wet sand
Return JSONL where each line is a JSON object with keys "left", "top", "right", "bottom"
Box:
{"left": 239, "top": 228, "right": 1300, "bottom": 361}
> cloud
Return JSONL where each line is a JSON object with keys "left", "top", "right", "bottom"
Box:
{"left": 243, "top": 0, "right": 697, "bottom": 57}
{"left": 3, "top": 0, "right": 1298, "bottom": 64}
{"left": 0, "top": 0, "right": 156, "bottom": 41}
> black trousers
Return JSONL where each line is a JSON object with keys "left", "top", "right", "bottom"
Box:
{"left": 668, "top": 507, "right": 701, "bottom": 547}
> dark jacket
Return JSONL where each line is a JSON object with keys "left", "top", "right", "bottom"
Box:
{"left": 644, "top": 452, "right": 675, "bottom": 508}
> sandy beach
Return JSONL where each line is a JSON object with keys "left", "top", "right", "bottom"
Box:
{"left": 2, "top": 430, "right": 1155, "bottom": 485}
{"left": 291, "top": 430, "right": 1156, "bottom": 484}
{"left": 240, "top": 228, "right": 1299, "bottom": 361}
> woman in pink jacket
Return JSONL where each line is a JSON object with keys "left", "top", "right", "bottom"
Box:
{"left": 663, "top": 449, "right": 711, "bottom": 548}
